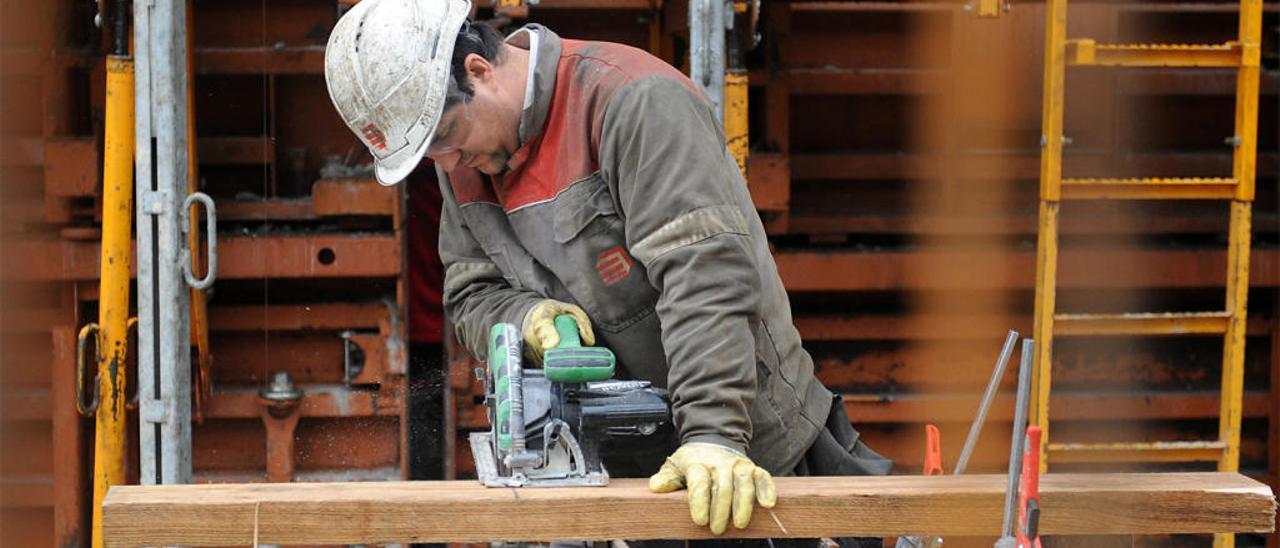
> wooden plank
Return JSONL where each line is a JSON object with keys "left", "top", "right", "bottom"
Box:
{"left": 102, "top": 473, "right": 1274, "bottom": 546}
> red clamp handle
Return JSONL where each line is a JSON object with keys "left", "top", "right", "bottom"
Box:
{"left": 1016, "top": 426, "right": 1042, "bottom": 548}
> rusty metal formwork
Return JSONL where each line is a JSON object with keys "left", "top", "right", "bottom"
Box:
{"left": 0, "top": 1, "right": 1277, "bottom": 547}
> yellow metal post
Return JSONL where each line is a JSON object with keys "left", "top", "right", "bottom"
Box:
{"left": 91, "top": 55, "right": 135, "bottom": 548}
{"left": 724, "top": 1, "right": 749, "bottom": 178}
{"left": 1031, "top": 0, "right": 1067, "bottom": 474}
{"left": 724, "top": 71, "right": 749, "bottom": 177}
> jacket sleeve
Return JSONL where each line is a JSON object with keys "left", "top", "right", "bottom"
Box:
{"left": 436, "top": 169, "right": 545, "bottom": 361}
{"left": 598, "top": 76, "right": 761, "bottom": 455}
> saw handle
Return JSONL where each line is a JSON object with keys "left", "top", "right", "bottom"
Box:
{"left": 544, "top": 315, "right": 615, "bottom": 383}
{"left": 554, "top": 314, "right": 585, "bottom": 348}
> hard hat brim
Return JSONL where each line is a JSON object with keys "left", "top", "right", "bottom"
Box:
{"left": 373, "top": 126, "right": 434, "bottom": 186}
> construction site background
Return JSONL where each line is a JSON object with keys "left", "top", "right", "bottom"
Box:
{"left": 0, "top": 0, "right": 1277, "bottom": 546}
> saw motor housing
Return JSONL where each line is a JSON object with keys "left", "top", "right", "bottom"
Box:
{"left": 470, "top": 322, "right": 673, "bottom": 487}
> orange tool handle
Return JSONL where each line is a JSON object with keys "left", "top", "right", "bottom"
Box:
{"left": 923, "top": 424, "right": 943, "bottom": 476}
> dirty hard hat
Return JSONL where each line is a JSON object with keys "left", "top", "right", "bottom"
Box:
{"left": 325, "top": 0, "right": 472, "bottom": 185}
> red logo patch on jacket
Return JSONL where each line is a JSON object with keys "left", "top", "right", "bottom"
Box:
{"left": 596, "top": 246, "right": 632, "bottom": 286}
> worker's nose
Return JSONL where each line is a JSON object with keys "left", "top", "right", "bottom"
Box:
{"left": 430, "top": 150, "right": 462, "bottom": 172}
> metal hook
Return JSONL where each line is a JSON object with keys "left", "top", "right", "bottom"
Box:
{"left": 76, "top": 323, "right": 102, "bottom": 417}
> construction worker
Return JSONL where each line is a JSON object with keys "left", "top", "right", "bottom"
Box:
{"left": 323, "top": 0, "right": 892, "bottom": 540}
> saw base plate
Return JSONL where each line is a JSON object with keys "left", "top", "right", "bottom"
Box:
{"left": 469, "top": 432, "right": 608, "bottom": 488}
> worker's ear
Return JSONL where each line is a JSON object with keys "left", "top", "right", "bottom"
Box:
{"left": 463, "top": 53, "right": 495, "bottom": 86}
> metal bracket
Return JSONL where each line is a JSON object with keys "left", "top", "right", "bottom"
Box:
{"left": 340, "top": 330, "right": 366, "bottom": 384}
{"left": 140, "top": 190, "right": 168, "bottom": 215}
{"left": 140, "top": 399, "right": 169, "bottom": 425}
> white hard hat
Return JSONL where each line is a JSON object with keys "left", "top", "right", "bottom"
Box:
{"left": 325, "top": 0, "right": 472, "bottom": 185}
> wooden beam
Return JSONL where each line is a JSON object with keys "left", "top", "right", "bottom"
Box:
{"left": 102, "top": 473, "right": 1274, "bottom": 546}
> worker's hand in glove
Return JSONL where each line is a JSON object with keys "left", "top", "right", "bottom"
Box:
{"left": 648, "top": 442, "right": 777, "bottom": 535}
{"left": 521, "top": 299, "right": 595, "bottom": 365}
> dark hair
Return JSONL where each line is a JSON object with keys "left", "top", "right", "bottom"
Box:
{"left": 447, "top": 21, "right": 505, "bottom": 106}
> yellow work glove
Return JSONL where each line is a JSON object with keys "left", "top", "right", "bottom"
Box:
{"left": 521, "top": 299, "right": 595, "bottom": 365}
{"left": 649, "top": 442, "right": 777, "bottom": 535}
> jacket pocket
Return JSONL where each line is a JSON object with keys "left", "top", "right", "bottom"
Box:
{"left": 548, "top": 174, "right": 657, "bottom": 333}
{"left": 553, "top": 173, "right": 618, "bottom": 243}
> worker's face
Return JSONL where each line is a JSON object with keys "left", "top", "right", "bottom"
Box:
{"left": 426, "top": 54, "right": 520, "bottom": 176}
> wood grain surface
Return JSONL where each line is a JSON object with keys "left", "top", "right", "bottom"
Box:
{"left": 102, "top": 473, "right": 1276, "bottom": 547}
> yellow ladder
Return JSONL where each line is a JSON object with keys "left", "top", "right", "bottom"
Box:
{"left": 1032, "top": 1, "right": 1261, "bottom": 546}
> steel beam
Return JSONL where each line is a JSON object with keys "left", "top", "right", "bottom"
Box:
{"left": 791, "top": 313, "right": 1272, "bottom": 341}
{"left": 203, "top": 386, "right": 401, "bottom": 419}
{"left": 772, "top": 248, "right": 1280, "bottom": 292}
{"left": 312, "top": 179, "right": 396, "bottom": 216}
{"left": 208, "top": 303, "right": 387, "bottom": 332}
{"left": 5, "top": 235, "right": 399, "bottom": 280}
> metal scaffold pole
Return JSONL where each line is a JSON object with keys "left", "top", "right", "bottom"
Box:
{"left": 134, "top": 0, "right": 216, "bottom": 487}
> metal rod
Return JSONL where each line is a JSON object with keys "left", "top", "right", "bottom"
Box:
{"left": 954, "top": 330, "right": 1020, "bottom": 475}
{"left": 113, "top": 0, "right": 131, "bottom": 56}
{"left": 1002, "top": 339, "right": 1035, "bottom": 537}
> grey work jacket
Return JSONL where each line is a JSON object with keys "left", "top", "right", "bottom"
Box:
{"left": 436, "top": 26, "right": 832, "bottom": 473}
